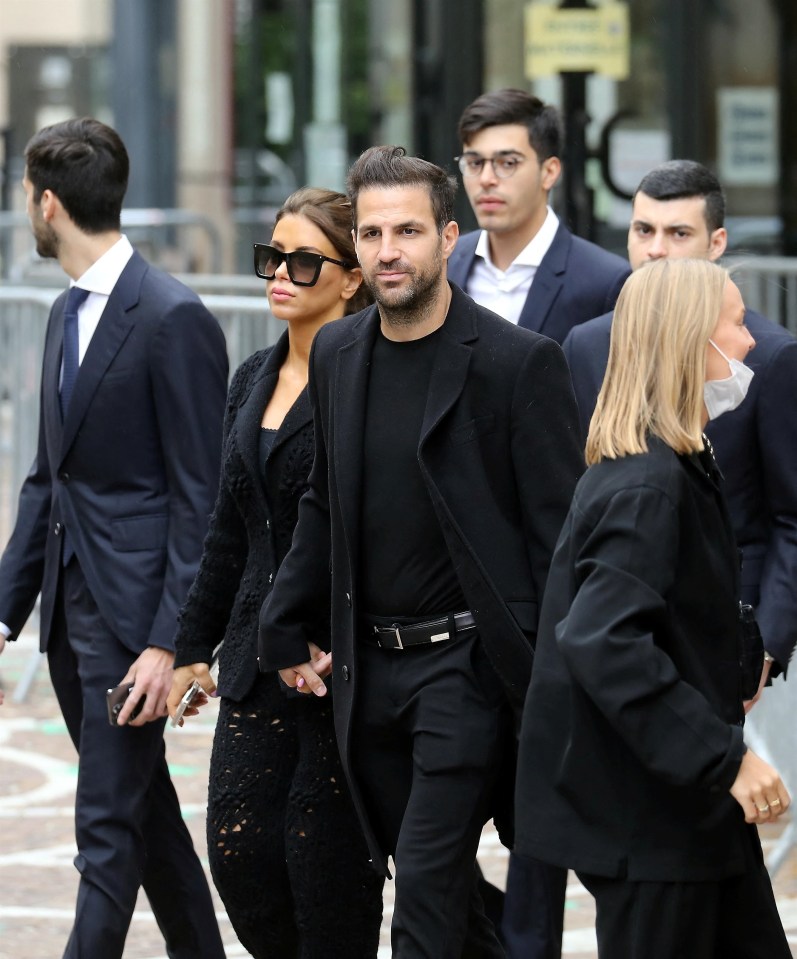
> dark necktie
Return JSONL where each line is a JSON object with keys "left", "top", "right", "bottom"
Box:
{"left": 60, "top": 286, "right": 90, "bottom": 416}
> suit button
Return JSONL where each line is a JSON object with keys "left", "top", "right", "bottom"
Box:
{"left": 266, "top": 519, "right": 271, "bottom": 530}
{"left": 54, "top": 522, "right": 62, "bottom": 536}
{"left": 342, "top": 665, "right": 349, "bottom": 681}
{"left": 58, "top": 472, "right": 70, "bottom": 484}
{"left": 345, "top": 592, "right": 352, "bottom": 607}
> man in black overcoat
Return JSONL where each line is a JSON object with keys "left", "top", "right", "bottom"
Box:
{"left": 259, "top": 145, "right": 584, "bottom": 958}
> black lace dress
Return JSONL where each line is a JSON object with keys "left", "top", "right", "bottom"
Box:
{"left": 174, "top": 337, "right": 383, "bottom": 958}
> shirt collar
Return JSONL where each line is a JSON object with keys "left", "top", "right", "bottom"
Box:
{"left": 73, "top": 235, "right": 134, "bottom": 295}
{"left": 475, "top": 206, "right": 560, "bottom": 271}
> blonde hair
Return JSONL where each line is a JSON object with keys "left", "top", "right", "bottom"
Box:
{"left": 586, "top": 258, "right": 729, "bottom": 465}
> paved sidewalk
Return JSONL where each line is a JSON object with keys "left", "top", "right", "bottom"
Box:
{"left": 0, "top": 637, "right": 795, "bottom": 958}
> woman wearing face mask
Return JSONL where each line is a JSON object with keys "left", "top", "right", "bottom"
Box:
{"left": 166, "top": 188, "right": 383, "bottom": 958}
{"left": 514, "top": 258, "right": 791, "bottom": 958}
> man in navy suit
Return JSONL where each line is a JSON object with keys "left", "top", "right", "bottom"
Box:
{"left": 563, "top": 159, "right": 797, "bottom": 685}
{"left": 447, "top": 88, "right": 630, "bottom": 346}
{"left": 0, "top": 118, "right": 228, "bottom": 958}
{"left": 448, "top": 88, "right": 628, "bottom": 959}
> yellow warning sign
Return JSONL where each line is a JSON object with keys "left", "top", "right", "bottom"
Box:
{"left": 525, "top": 2, "right": 630, "bottom": 79}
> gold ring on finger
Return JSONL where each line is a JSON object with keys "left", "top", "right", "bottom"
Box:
{"left": 770, "top": 799, "right": 782, "bottom": 807}
{"left": 757, "top": 804, "right": 770, "bottom": 813}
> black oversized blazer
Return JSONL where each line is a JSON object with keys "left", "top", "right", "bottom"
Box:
{"left": 563, "top": 308, "right": 797, "bottom": 676}
{"left": 0, "top": 252, "right": 228, "bottom": 654}
{"left": 515, "top": 437, "right": 751, "bottom": 882}
{"left": 174, "top": 334, "right": 323, "bottom": 701}
{"left": 260, "top": 283, "right": 585, "bottom": 872}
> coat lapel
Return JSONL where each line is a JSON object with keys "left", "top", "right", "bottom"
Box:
{"left": 234, "top": 337, "right": 285, "bottom": 482}
{"left": 58, "top": 255, "right": 144, "bottom": 461}
{"left": 420, "top": 285, "right": 477, "bottom": 445}
{"left": 43, "top": 295, "right": 67, "bottom": 446}
{"left": 333, "top": 308, "right": 380, "bottom": 567}
{"left": 447, "top": 231, "right": 480, "bottom": 289}
{"left": 233, "top": 334, "right": 314, "bottom": 490}
{"left": 517, "top": 223, "right": 570, "bottom": 336}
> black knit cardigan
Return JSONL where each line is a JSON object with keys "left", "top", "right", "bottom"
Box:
{"left": 173, "top": 332, "right": 325, "bottom": 701}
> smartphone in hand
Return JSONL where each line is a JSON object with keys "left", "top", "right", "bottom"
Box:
{"left": 106, "top": 684, "right": 146, "bottom": 726}
{"left": 171, "top": 659, "right": 219, "bottom": 728}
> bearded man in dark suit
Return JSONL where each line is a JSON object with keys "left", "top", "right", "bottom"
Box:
{"left": 0, "top": 117, "right": 228, "bottom": 959}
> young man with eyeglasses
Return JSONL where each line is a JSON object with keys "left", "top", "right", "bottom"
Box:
{"left": 448, "top": 88, "right": 630, "bottom": 346}
{"left": 449, "top": 88, "right": 630, "bottom": 959}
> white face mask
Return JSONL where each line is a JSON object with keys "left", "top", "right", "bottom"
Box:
{"left": 703, "top": 339, "right": 754, "bottom": 420}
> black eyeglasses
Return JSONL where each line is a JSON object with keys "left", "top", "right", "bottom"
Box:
{"left": 253, "top": 243, "right": 355, "bottom": 286}
{"left": 454, "top": 153, "right": 527, "bottom": 179}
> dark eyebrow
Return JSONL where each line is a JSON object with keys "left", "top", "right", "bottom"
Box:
{"left": 395, "top": 220, "right": 426, "bottom": 231}
{"left": 270, "top": 242, "right": 325, "bottom": 255}
{"left": 461, "top": 149, "right": 525, "bottom": 159}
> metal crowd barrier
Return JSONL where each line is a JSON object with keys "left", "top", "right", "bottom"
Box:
{"left": 0, "top": 210, "right": 225, "bottom": 279}
{"left": 727, "top": 256, "right": 797, "bottom": 334}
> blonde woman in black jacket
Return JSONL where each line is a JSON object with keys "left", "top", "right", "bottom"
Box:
{"left": 167, "top": 189, "right": 382, "bottom": 958}
{"left": 515, "top": 258, "right": 791, "bottom": 958}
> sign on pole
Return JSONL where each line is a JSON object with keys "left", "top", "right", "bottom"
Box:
{"left": 525, "top": 2, "right": 630, "bottom": 79}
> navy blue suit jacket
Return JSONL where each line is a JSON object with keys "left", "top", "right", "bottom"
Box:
{"left": 562, "top": 308, "right": 797, "bottom": 674}
{"left": 0, "top": 251, "right": 228, "bottom": 654}
{"left": 447, "top": 223, "right": 630, "bottom": 345}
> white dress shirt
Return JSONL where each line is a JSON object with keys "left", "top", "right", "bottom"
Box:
{"left": 69, "top": 234, "right": 135, "bottom": 364}
{"left": 465, "top": 207, "right": 559, "bottom": 325}
{"left": 0, "top": 236, "right": 135, "bottom": 640}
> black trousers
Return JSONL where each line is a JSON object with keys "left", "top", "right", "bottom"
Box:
{"left": 47, "top": 558, "right": 225, "bottom": 959}
{"left": 579, "top": 827, "right": 791, "bottom": 959}
{"left": 352, "top": 630, "right": 512, "bottom": 959}
{"left": 501, "top": 853, "right": 567, "bottom": 959}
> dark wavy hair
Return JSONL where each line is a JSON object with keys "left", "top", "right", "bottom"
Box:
{"left": 457, "top": 88, "right": 563, "bottom": 162}
{"left": 25, "top": 117, "right": 129, "bottom": 234}
{"left": 275, "top": 187, "right": 372, "bottom": 315}
{"left": 346, "top": 146, "right": 457, "bottom": 234}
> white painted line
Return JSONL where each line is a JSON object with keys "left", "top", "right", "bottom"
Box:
{"left": 0, "top": 842, "right": 76, "bottom": 867}
{"left": 0, "top": 905, "right": 232, "bottom": 924}
{"left": 0, "top": 746, "right": 76, "bottom": 807}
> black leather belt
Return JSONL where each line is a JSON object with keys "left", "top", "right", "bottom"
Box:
{"left": 363, "top": 610, "right": 476, "bottom": 650}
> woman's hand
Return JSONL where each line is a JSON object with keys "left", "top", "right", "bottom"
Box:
{"left": 278, "top": 642, "right": 333, "bottom": 697}
{"left": 729, "top": 748, "right": 791, "bottom": 823}
{"left": 167, "top": 662, "right": 216, "bottom": 724}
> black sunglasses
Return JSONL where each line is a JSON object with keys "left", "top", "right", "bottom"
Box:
{"left": 253, "top": 243, "right": 355, "bottom": 287}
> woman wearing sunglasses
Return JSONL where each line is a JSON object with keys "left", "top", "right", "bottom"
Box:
{"left": 167, "top": 188, "right": 383, "bottom": 958}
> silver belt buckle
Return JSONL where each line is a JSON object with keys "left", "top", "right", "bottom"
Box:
{"left": 393, "top": 625, "right": 404, "bottom": 650}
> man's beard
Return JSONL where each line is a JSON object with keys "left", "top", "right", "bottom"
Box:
{"left": 365, "top": 245, "right": 445, "bottom": 328}
{"left": 31, "top": 216, "right": 59, "bottom": 259}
